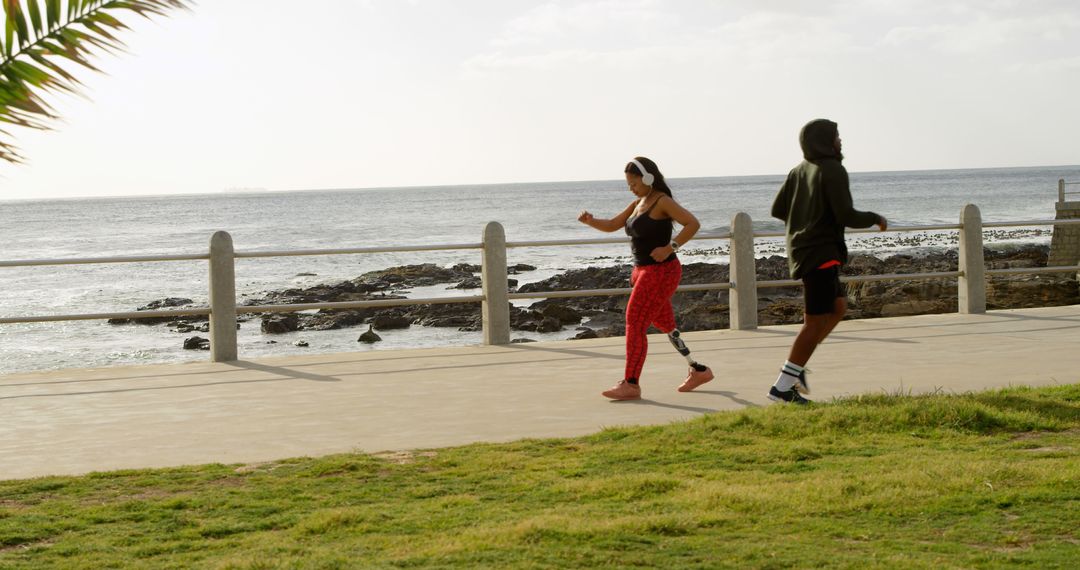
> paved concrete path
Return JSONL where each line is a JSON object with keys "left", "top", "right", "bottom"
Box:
{"left": 2, "top": 306, "right": 1078, "bottom": 480}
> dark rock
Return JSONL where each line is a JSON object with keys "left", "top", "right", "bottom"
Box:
{"left": 372, "top": 315, "right": 412, "bottom": 329}
{"left": 139, "top": 297, "right": 193, "bottom": 311}
{"left": 572, "top": 328, "right": 598, "bottom": 339}
{"left": 110, "top": 297, "right": 208, "bottom": 325}
{"left": 519, "top": 266, "right": 631, "bottom": 295}
{"left": 987, "top": 273, "right": 1080, "bottom": 309}
{"left": 511, "top": 338, "right": 537, "bottom": 343}
{"left": 405, "top": 302, "right": 482, "bottom": 329}
{"left": 593, "top": 324, "right": 626, "bottom": 338}
{"left": 294, "top": 340, "right": 309, "bottom": 347}
{"left": 358, "top": 325, "right": 382, "bottom": 343}
{"left": 357, "top": 263, "right": 477, "bottom": 289}
{"left": 305, "top": 309, "right": 375, "bottom": 331}
{"left": 753, "top": 256, "right": 788, "bottom": 281}
{"left": 539, "top": 304, "right": 583, "bottom": 325}
{"left": 448, "top": 276, "right": 482, "bottom": 290}
{"left": 183, "top": 336, "right": 210, "bottom": 350}
{"left": 535, "top": 316, "right": 562, "bottom": 333}
{"left": 447, "top": 276, "right": 518, "bottom": 290}
{"left": 509, "top": 307, "right": 558, "bottom": 332}
{"left": 261, "top": 313, "right": 300, "bottom": 334}
{"left": 678, "top": 303, "right": 731, "bottom": 330}
{"left": 508, "top": 263, "right": 537, "bottom": 274}
{"left": 580, "top": 312, "right": 623, "bottom": 330}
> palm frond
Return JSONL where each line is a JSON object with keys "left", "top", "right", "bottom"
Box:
{"left": 0, "top": 0, "right": 192, "bottom": 164}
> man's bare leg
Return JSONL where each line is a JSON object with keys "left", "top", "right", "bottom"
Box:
{"left": 789, "top": 297, "right": 847, "bottom": 365}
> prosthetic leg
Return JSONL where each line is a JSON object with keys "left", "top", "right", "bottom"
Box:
{"left": 668, "top": 329, "right": 714, "bottom": 392}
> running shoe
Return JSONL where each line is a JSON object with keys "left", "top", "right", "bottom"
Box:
{"left": 677, "top": 365, "right": 714, "bottom": 392}
{"left": 768, "top": 386, "right": 811, "bottom": 405}
{"left": 602, "top": 380, "right": 642, "bottom": 401}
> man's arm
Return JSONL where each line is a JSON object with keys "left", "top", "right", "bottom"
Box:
{"left": 824, "top": 164, "right": 880, "bottom": 229}
{"left": 771, "top": 179, "right": 791, "bottom": 222}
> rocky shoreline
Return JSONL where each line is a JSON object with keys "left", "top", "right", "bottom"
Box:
{"left": 111, "top": 243, "right": 1079, "bottom": 349}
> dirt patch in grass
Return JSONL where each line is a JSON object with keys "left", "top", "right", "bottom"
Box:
{"left": 234, "top": 461, "right": 287, "bottom": 474}
{"left": 372, "top": 450, "right": 438, "bottom": 464}
{"left": 0, "top": 539, "right": 53, "bottom": 554}
{"left": 1010, "top": 427, "right": 1080, "bottom": 441}
{"left": 1010, "top": 427, "right": 1078, "bottom": 453}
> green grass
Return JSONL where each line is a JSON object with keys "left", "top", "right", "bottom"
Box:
{"left": 1, "top": 385, "right": 1078, "bottom": 569}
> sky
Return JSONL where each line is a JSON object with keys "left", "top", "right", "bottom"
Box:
{"left": 1, "top": 0, "right": 1078, "bottom": 200}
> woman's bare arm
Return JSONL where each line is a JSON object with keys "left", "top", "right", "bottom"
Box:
{"left": 578, "top": 200, "right": 637, "bottom": 233}
{"left": 649, "top": 196, "right": 701, "bottom": 261}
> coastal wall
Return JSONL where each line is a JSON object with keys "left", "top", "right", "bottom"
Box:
{"left": 1048, "top": 200, "right": 1080, "bottom": 266}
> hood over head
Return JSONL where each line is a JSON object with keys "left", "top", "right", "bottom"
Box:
{"left": 799, "top": 119, "right": 842, "bottom": 162}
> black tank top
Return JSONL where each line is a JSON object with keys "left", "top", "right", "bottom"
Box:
{"left": 625, "top": 197, "right": 676, "bottom": 266}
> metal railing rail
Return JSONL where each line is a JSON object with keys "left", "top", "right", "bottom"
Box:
{"left": 234, "top": 242, "right": 484, "bottom": 259}
{"left": 0, "top": 253, "right": 210, "bottom": 268}
{"left": 0, "top": 307, "right": 212, "bottom": 325}
{"left": 3, "top": 205, "right": 1080, "bottom": 360}
{"left": 753, "top": 223, "right": 964, "bottom": 239}
{"left": 983, "top": 219, "right": 1080, "bottom": 228}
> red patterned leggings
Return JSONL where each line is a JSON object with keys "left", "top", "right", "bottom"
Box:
{"left": 625, "top": 258, "right": 682, "bottom": 381}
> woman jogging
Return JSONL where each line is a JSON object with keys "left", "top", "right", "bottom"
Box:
{"left": 578, "top": 156, "right": 714, "bottom": 400}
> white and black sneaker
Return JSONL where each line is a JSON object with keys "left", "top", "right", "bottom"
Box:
{"left": 780, "top": 367, "right": 811, "bottom": 395}
{"left": 768, "top": 385, "right": 811, "bottom": 405}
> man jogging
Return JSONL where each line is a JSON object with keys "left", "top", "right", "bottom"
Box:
{"left": 769, "top": 119, "right": 887, "bottom": 404}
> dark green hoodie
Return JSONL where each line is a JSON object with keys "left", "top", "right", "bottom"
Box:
{"left": 771, "top": 119, "right": 880, "bottom": 279}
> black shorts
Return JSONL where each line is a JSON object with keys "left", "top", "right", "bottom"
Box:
{"left": 802, "top": 266, "right": 845, "bottom": 315}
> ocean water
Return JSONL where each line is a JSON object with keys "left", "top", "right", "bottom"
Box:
{"left": 1, "top": 165, "right": 1076, "bottom": 374}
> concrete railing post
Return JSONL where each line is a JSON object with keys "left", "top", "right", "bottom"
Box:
{"left": 1050, "top": 182, "right": 1080, "bottom": 267}
{"left": 208, "top": 231, "right": 238, "bottom": 361}
{"left": 481, "top": 222, "right": 511, "bottom": 345}
{"left": 958, "top": 204, "right": 986, "bottom": 314}
{"left": 729, "top": 212, "right": 758, "bottom": 330}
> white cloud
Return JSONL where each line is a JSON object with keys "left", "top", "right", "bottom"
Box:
{"left": 490, "top": 0, "right": 677, "bottom": 48}
{"left": 707, "top": 11, "right": 859, "bottom": 61}
{"left": 880, "top": 9, "right": 1080, "bottom": 54}
{"left": 464, "top": 6, "right": 860, "bottom": 76}
{"left": 1007, "top": 55, "right": 1080, "bottom": 73}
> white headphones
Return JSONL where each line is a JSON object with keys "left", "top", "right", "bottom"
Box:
{"left": 629, "top": 158, "right": 655, "bottom": 186}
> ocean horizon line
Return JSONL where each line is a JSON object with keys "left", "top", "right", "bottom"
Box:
{"left": 3, "top": 163, "right": 1078, "bottom": 205}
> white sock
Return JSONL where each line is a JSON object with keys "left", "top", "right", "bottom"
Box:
{"left": 782, "top": 361, "right": 805, "bottom": 376}
{"left": 773, "top": 361, "right": 804, "bottom": 391}
{"left": 774, "top": 370, "right": 797, "bottom": 391}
